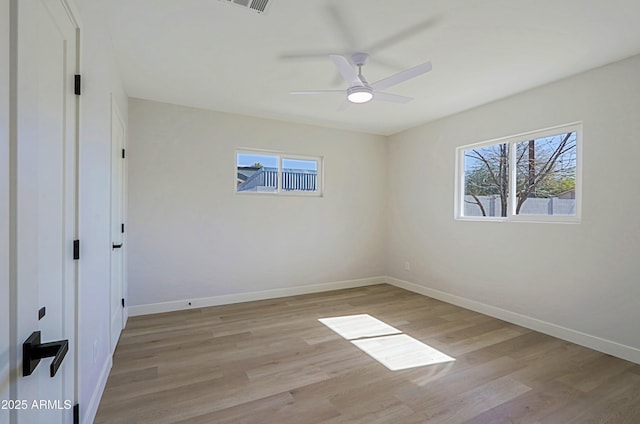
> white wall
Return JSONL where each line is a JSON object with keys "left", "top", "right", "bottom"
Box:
{"left": 74, "top": 0, "right": 128, "bottom": 422}
{"left": 1, "top": 1, "right": 10, "bottom": 421}
{"left": 387, "top": 55, "right": 640, "bottom": 360}
{"left": 127, "top": 99, "right": 387, "bottom": 309}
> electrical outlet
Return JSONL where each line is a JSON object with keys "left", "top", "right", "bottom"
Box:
{"left": 404, "top": 261, "right": 411, "bottom": 271}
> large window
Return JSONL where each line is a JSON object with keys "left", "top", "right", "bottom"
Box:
{"left": 236, "top": 150, "right": 322, "bottom": 195}
{"left": 456, "top": 123, "right": 581, "bottom": 222}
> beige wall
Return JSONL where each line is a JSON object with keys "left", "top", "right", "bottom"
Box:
{"left": 387, "top": 55, "right": 640, "bottom": 355}
{"left": 126, "top": 56, "right": 640, "bottom": 362}
{"left": 127, "top": 99, "right": 388, "bottom": 306}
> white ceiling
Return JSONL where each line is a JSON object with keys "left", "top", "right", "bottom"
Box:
{"left": 98, "top": 0, "right": 640, "bottom": 135}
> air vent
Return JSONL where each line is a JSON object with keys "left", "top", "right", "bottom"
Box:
{"left": 218, "top": 0, "right": 271, "bottom": 14}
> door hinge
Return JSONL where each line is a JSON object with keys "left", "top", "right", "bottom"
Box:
{"left": 74, "top": 75, "right": 81, "bottom": 95}
{"left": 73, "top": 404, "right": 79, "bottom": 424}
{"left": 121, "top": 298, "right": 125, "bottom": 308}
{"left": 121, "top": 223, "right": 125, "bottom": 234}
{"left": 73, "top": 240, "right": 80, "bottom": 260}
{"left": 122, "top": 148, "right": 126, "bottom": 159}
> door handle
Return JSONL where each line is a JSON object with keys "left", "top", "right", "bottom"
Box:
{"left": 112, "top": 243, "right": 123, "bottom": 249}
{"left": 23, "top": 331, "right": 68, "bottom": 377}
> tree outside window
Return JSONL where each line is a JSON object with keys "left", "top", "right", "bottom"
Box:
{"left": 459, "top": 125, "right": 579, "bottom": 221}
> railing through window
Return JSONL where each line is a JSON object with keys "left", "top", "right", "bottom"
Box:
{"left": 237, "top": 167, "right": 317, "bottom": 192}
{"left": 282, "top": 168, "right": 317, "bottom": 191}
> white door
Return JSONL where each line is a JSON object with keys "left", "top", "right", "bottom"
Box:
{"left": 1, "top": 2, "right": 11, "bottom": 423}
{"left": 110, "top": 99, "right": 126, "bottom": 353}
{"left": 12, "top": 0, "right": 78, "bottom": 423}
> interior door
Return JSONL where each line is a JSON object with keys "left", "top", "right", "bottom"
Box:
{"left": 1, "top": 2, "right": 10, "bottom": 423}
{"left": 12, "top": 0, "right": 78, "bottom": 422}
{"left": 110, "top": 99, "right": 126, "bottom": 353}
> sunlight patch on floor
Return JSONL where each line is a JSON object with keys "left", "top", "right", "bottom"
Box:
{"left": 318, "top": 314, "right": 401, "bottom": 339}
{"left": 319, "top": 314, "right": 455, "bottom": 371}
{"left": 352, "top": 334, "right": 455, "bottom": 371}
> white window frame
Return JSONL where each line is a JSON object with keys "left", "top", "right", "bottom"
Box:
{"left": 235, "top": 149, "right": 323, "bottom": 196}
{"left": 455, "top": 122, "right": 582, "bottom": 223}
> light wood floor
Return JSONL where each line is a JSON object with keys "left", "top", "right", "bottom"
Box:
{"left": 95, "top": 284, "right": 640, "bottom": 423}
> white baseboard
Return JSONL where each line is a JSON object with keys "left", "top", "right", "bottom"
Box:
{"left": 126, "top": 275, "right": 639, "bottom": 364}
{"left": 82, "top": 353, "right": 112, "bottom": 424}
{"left": 386, "top": 276, "right": 640, "bottom": 365}
{"left": 128, "top": 276, "right": 387, "bottom": 317}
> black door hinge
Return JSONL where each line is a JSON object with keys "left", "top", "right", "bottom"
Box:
{"left": 122, "top": 148, "right": 125, "bottom": 159}
{"left": 74, "top": 75, "right": 81, "bottom": 95}
{"left": 73, "top": 240, "right": 80, "bottom": 260}
{"left": 121, "top": 223, "right": 125, "bottom": 234}
{"left": 121, "top": 298, "right": 125, "bottom": 308}
{"left": 73, "top": 404, "right": 79, "bottom": 424}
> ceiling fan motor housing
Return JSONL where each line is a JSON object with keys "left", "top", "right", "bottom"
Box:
{"left": 351, "top": 52, "right": 369, "bottom": 66}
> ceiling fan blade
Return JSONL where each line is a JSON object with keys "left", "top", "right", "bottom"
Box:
{"left": 290, "top": 90, "right": 345, "bottom": 95}
{"left": 365, "top": 17, "right": 440, "bottom": 55}
{"left": 337, "top": 99, "right": 351, "bottom": 111}
{"left": 326, "top": 3, "right": 359, "bottom": 50}
{"left": 280, "top": 52, "right": 350, "bottom": 88}
{"left": 280, "top": 52, "right": 338, "bottom": 61}
{"left": 329, "top": 54, "right": 364, "bottom": 87}
{"left": 374, "top": 92, "right": 414, "bottom": 103}
{"left": 370, "top": 61, "right": 432, "bottom": 91}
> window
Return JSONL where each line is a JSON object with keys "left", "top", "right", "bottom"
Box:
{"left": 456, "top": 123, "right": 581, "bottom": 222}
{"left": 236, "top": 150, "right": 322, "bottom": 195}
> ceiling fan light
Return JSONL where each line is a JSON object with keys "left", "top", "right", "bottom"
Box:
{"left": 347, "top": 87, "right": 373, "bottom": 104}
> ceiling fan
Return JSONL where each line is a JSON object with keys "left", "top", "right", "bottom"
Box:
{"left": 290, "top": 52, "right": 432, "bottom": 105}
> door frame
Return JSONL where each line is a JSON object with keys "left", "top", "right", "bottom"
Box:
{"left": 109, "top": 95, "right": 127, "bottom": 353}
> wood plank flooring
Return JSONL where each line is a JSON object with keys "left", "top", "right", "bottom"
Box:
{"left": 95, "top": 284, "right": 640, "bottom": 423}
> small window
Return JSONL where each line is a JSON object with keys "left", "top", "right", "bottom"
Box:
{"left": 456, "top": 123, "right": 581, "bottom": 222}
{"left": 236, "top": 151, "right": 321, "bottom": 195}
